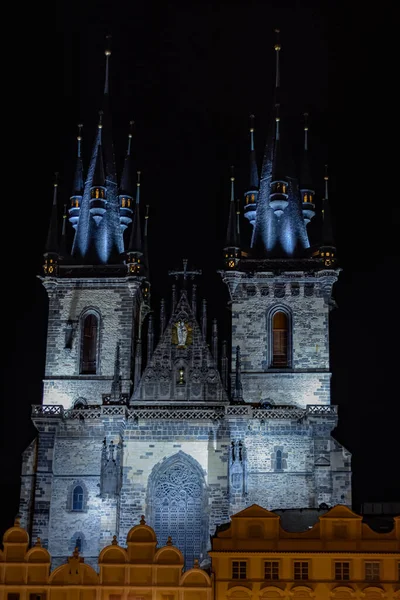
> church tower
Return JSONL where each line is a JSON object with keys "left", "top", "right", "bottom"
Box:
{"left": 19, "top": 41, "right": 149, "bottom": 566}
{"left": 221, "top": 31, "right": 351, "bottom": 513}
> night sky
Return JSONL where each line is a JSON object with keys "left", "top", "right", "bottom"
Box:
{"left": 1, "top": 1, "right": 399, "bottom": 539}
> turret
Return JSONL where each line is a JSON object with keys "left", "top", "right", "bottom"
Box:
{"left": 119, "top": 121, "right": 134, "bottom": 232}
{"left": 89, "top": 112, "right": 107, "bottom": 225}
{"left": 243, "top": 115, "right": 259, "bottom": 230}
{"left": 319, "top": 165, "right": 337, "bottom": 267}
{"left": 43, "top": 174, "right": 60, "bottom": 276}
{"left": 300, "top": 113, "right": 316, "bottom": 225}
{"left": 68, "top": 124, "right": 84, "bottom": 230}
{"left": 223, "top": 168, "right": 241, "bottom": 269}
{"left": 126, "top": 171, "right": 144, "bottom": 275}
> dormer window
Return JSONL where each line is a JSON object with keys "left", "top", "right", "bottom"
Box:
{"left": 91, "top": 188, "right": 105, "bottom": 199}
{"left": 271, "top": 181, "right": 287, "bottom": 195}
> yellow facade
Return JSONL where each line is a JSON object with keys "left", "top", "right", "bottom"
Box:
{"left": 1, "top": 506, "right": 399, "bottom": 599}
{"left": 209, "top": 504, "right": 400, "bottom": 599}
{"left": 0, "top": 518, "right": 212, "bottom": 600}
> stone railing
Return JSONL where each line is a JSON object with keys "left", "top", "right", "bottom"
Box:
{"left": 32, "top": 403, "right": 338, "bottom": 422}
{"left": 31, "top": 405, "right": 63, "bottom": 417}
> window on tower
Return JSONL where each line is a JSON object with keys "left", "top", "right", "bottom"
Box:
{"left": 272, "top": 311, "right": 288, "bottom": 367}
{"left": 81, "top": 313, "right": 98, "bottom": 374}
{"left": 72, "top": 486, "right": 84, "bottom": 511}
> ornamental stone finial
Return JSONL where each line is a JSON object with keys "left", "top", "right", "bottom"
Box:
{"left": 112, "top": 535, "right": 118, "bottom": 545}
{"left": 35, "top": 537, "right": 42, "bottom": 546}
{"left": 140, "top": 515, "right": 146, "bottom": 525}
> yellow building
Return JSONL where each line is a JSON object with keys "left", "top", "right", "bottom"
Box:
{"left": 0, "top": 517, "right": 212, "bottom": 600}
{"left": 209, "top": 505, "right": 400, "bottom": 599}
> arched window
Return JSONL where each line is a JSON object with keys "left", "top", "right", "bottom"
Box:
{"left": 75, "top": 537, "right": 82, "bottom": 552}
{"left": 72, "top": 485, "right": 84, "bottom": 511}
{"left": 81, "top": 314, "right": 98, "bottom": 374}
{"left": 276, "top": 449, "right": 283, "bottom": 470}
{"left": 272, "top": 311, "right": 288, "bottom": 367}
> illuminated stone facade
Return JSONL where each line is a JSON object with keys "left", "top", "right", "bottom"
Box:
{"left": 210, "top": 504, "right": 400, "bottom": 599}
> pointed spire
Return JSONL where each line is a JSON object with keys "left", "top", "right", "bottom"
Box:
{"left": 192, "top": 283, "right": 197, "bottom": 316}
{"left": 318, "top": 166, "right": 336, "bottom": 267}
{"left": 201, "top": 299, "right": 207, "bottom": 339}
{"left": 111, "top": 342, "right": 122, "bottom": 401}
{"left": 147, "top": 314, "right": 154, "bottom": 362}
{"left": 244, "top": 115, "right": 259, "bottom": 234}
{"left": 224, "top": 167, "right": 241, "bottom": 269}
{"left": 120, "top": 121, "right": 134, "bottom": 196}
{"left": 212, "top": 318, "right": 218, "bottom": 365}
{"left": 236, "top": 199, "right": 241, "bottom": 245}
{"left": 59, "top": 204, "right": 68, "bottom": 258}
{"left": 274, "top": 28, "right": 281, "bottom": 99}
{"left": 45, "top": 173, "right": 60, "bottom": 254}
{"left": 232, "top": 345, "right": 243, "bottom": 402}
{"left": 104, "top": 35, "right": 112, "bottom": 95}
{"left": 172, "top": 284, "right": 177, "bottom": 312}
{"left": 92, "top": 113, "right": 106, "bottom": 187}
{"left": 300, "top": 113, "right": 314, "bottom": 191}
{"left": 143, "top": 204, "right": 150, "bottom": 277}
{"left": 249, "top": 114, "right": 259, "bottom": 190}
{"left": 72, "top": 124, "right": 84, "bottom": 197}
{"left": 127, "top": 171, "right": 144, "bottom": 274}
{"left": 221, "top": 341, "right": 228, "bottom": 391}
{"left": 160, "top": 299, "right": 166, "bottom": 334}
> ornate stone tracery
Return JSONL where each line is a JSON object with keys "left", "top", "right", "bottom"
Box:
{"left": 147, "top": 451, "right": 208, "bottom": 568}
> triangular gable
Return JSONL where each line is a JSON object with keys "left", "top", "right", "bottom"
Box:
{"left": 319, "top": 505, "right": 362, "bottom": 520}
{"left": 232, "top": 504, "right": 280, "bottom": 519}
{"left": 131, "top": 290, "right": 229, "bottom": 403}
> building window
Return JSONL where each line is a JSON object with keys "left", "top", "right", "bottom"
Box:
{"left": 72, "top": 485, "right": 84, "bottom": 511}
{"left": 81, "top": 313, "right": 98, "bottom": 374}
{"left": 8, "top": 595, "right": 20, "bottom": 600}
{"left": 294, "top": 561, "right": 309, "bottom": 580}
{"left": 272, "top": 312, "right": 288, "bottom": 366}
{"left": 232, "top": 561, "right": 247, "bottom": 579}
{"left": 29, "top": 596, "right": 45, "bottom": 600}
{"left": 365, "top": 562, "right": 380, "bottom": 581}
{"left": 335, "top": 562, "right": 350, "bottom": 580}
{"left": 264, "top": 561, "right": 279, "bottom": 580}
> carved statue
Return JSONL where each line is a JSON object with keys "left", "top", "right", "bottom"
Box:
{"left": 177, "top": 320, "right": 187, "bottom": 346}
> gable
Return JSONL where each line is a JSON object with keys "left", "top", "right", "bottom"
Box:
{"left": 131, "top": 290, "right": 229, "bottom": 403}
{"left": 233, "top": 504, "right": 280, "bottom": 519}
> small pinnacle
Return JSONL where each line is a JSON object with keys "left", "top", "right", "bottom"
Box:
{"left": 112, "top": 535, "right": 118, "bottom": 545}
{"left": 166, "top": 535, "right": 173, "bottom": 546}
{"left": 35, "top": 537, "right": 41, "bottom": 546}
{"left": 140, "top": 515, "right": 146, "bottom": 525}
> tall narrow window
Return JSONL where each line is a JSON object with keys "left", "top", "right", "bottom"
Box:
{"left": 72, "top": 485, "right": 84, "bottom": 511}
{"left": 272, "top": 311, "right": 288, "bottom": 367}
{"left": 75, "top": 537, "right": 82, "bottom": 552}
{"left": 276, "top": 449, "right": 283, "bottom": 470}
{"left": 81, "top": 314, "right": 98, "bottom": 374}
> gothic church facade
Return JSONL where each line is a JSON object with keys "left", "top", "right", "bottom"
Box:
{"left": 18, "top": 39, "right": 351, "bottom": 569}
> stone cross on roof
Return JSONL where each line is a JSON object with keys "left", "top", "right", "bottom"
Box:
{"left": 168, "top": 258, "right": 202, "bottom": 288}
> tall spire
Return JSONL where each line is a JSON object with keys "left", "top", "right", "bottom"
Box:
{"left": 319, "top": 165, "right": 336, "bottom": 267}
{"left": 232, "top": 346, "right": 243, "bottom": 402}
{"left": 223, "top": 167, "right": 241, "bottom": 269}
{"left": 252, "top": 29, "right": 311, "bottom": 257}
{"left": 119, "top": 121, "right": 135, "bottom": 233}
{"left": 89, "top": 113, "right": 107, "bottom": 225}
{"left": 69, "top": 124, "right": 84, "bottom": 231}
{"left": 127, "top": 171, "right": 144, "bottom": 275}
{"left": 104, "top": 35, "right": 111, "bottom": 95}
{"left": 300, "top": 113, "right": 316, "bottom": 226}
{"left": 43, "top": 173, "right": 60, "bottom": 276}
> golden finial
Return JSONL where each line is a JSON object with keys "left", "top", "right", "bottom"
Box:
{"left": 77, "top": 123, "right": 83, "bottom": 141}
{"left": 324, "top": 164, "right": 329, "bottom": 181}
{"left": 140, "top": 515, "right": 146, "bottom": 525}
{"left": 35, "top": 537, "right": 42, "bottom": 546}
{"left": 274, "top": 28, "right": 281, "bottom": 51}
{"left": 230, "top": 165, "right": 235, "bottom": 182}
{"left": 137, "top": 170, "right": 141, "bottom": 185}
{"left": 98, "top": 110, "right": 103, "bottom": 129}
{"left": 193, "top": 558, "right": 199, "bottom": 568}
{"left": 129, "top": 120, "right": 134, "bottom": 139}
{"left": 304, "top": 112, "right": 309, "bottom": 131}
{"left": 14, "top": 515, "right": 21, "bottom": 527}
{"left": 105, "top": 34, "right": 112, "bottom": 56}
{"left": 166, "top": 535, "right": 173, "bottom": 546}
{"left": 145, "top": 204, "right": 150, "bottom": 220}
{"left": 54, "top": 171, "right": 59, "bottom": 187}
{"left": 112, "top": 535, "right": 118, "bottom": 545}
{"left": 249, "top": 113, "right": 255, "bottom": 133}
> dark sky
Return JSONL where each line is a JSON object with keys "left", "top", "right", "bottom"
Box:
{"left": 1, "top": 1, "right": 399, "bottom": 539}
